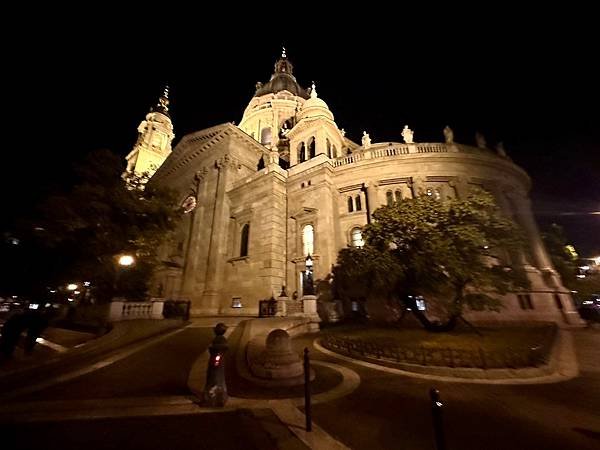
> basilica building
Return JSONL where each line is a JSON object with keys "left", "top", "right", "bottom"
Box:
{"left": 125, "top": 51, "right": 581, "bottom": 325}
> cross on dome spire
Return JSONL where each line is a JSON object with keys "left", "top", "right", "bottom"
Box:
{"left": 281, "top": 46, "right": 287, "bottom": 58}
{"left": 310, "top": 81, "right": 318, "bottom": 98}
{"left": 158, "top": 85, "right": 170, "bottom": 112}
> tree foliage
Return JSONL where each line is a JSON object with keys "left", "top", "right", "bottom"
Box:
{"left": 333, "top": 190, "right": 529, "bottom": 329}
{"left": 32, "top": 149, "right": 180, "bottom": 302}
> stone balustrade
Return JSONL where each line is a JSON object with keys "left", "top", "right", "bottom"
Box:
{"left": 332, "top": 142, "right": 494, "bottom": 167}
{"left": 108, "top": 301, "right": 165, "bottom": 322}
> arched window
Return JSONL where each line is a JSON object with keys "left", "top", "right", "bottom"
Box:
{"left": 355, "top": 195, "right": 362, "bottom": 211}
{"left": 386, "top": 191, "right": 394, "bottom": 206}
{"left": 351, "top": 228, "right": 365, "bottom": 248}
{"left": 308, "top": 137, "right": 316, "bottom": 159}
{"left": 260, "top": 128, "right": 272, "bottom": 145}
{"left": 326, "top": 139, "right": 332, "bottom": 158}
{"left": 332, "top": 145, "right": 337, "bottom": 158}
{"left": 240, "top": 224, "right": 250, "bottom": 257}
{"left": 347, "top": 197, "right": 354, "bottom": 212}
{"left": 302, "top": 224, "right": 314, "bottom": 256}
{"left": 395, "top": 190, "right": 402, "bottom": 202}
{"left": 298, "top": 142, "right": 306, "bottom": 163}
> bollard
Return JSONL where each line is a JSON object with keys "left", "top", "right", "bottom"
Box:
{"left": 304, "top": 347, "right": 312, "bottom": 432}
{"left": 430, "top": 388, "right": 446, "bottom": 450}
{"left": 203, "top": 323, "right": 228, "bottom": 406}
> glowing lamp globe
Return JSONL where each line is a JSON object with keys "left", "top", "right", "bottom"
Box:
{"left": 118, "top": 255, "right": 135, "bottom": 266}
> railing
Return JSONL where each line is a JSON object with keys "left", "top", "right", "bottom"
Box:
{"left": 108, "top": 301, "right": 165, "bottom": 322}
{"left": 332, "top": 142, "right": 494, "bottom": 168}
{"left": 320, "top": 325, "right": 557, "bottom": 369}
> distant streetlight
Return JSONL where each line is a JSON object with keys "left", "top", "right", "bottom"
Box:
{"left": 67, "top": 283, "right": 78, "bottom": 291}
{"left": 118, "top": 255, "right": 135, "bottom": 266}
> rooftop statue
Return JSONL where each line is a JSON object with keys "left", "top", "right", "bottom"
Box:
{"left": 362, "top": 131, "right": 371, "bottom": 148}
{"left": 496, "top": 141, "right": 507, "bottom": 157}
{"left": 402, "top": 125, "right": 414, "bottom": 144}
{"left": 443, "top": 125, "right": 454, "bottom": 144}
{"left": 475, "top": 132, "right": 487, "bottom": 149}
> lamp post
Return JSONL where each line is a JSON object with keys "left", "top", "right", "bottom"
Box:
{"left": 114, "top": 254, "right": 136, "bottom": 299}
{"left": 304, "top": 254, "right": 314, "bottom": 296}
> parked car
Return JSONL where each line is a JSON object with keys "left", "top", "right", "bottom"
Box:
{"left": 577, "top": 294, "right": 600, "bottom": 323}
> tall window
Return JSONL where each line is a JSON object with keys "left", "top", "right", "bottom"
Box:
{"left": 302, "top": 224, "right": 314, "bottom": 256}
{"left": 347, "top": 197, "right": 354, "bottom": 212}
{"left": 298, "top": 142, "right": 306, "bottom": 163}
{"left": 395, "top": 190, "right": 402, "bottom": 202}
{"left": 355, "top": 195, "right": 362, "bottom": 211}
{"left": 386, "top": 191, "right": 394, "bottom": 206}
{"left": 332, "top": 145, "right": 337, "bottom": 158}
{"left": 326, "top": 138, "right": 332, "bottom": 158}
{"left": 308, "top": 137, "right": 316, "bottom": 159}
{"left": 260, "top": 128, "right": 272, "bottom": 145}
{"left": 240, "top": 224, "right": 250, "bottom": 257}
{"left": 517, "top": 294, "right": 534, "bottom": 310}
{"left": 351, "top": 228, "right": 365, "bottom": 248}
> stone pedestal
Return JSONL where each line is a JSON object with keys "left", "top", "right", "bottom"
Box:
{"left": 302, "top": 295, "right": 321, "bottom": 330}
{"left": 276, "top": 295, "right": 288, "bottom": 317}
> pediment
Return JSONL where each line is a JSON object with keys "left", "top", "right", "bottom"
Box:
{"left": 290, "top": 207, "right": 318, "bottom": 220}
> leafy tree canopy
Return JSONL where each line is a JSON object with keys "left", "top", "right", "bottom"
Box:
{"left": 16, "top": 149, "right": 180, "bottom": 302}
{"left": 333, "top": 190, "right": 529, "bottom": 330}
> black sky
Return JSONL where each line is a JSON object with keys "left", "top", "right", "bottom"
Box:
{"left": 3, "top": 9, "right": 599, "bottom": 255}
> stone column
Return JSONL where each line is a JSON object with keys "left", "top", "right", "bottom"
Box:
{"left": 201, "top": 156, "right": 233, "bottom": 313}
{"left": 452, "top": 177, "right": 470, "bottom": 200}
{"left": 362, "top": 181, "right": 378, "bottom": 224}
{"left": 411, "top": 176, "right": 426, "bottom": 197}
{"left": 494, "top": 187, "right": 532, "bottom": 268}
{"left": 180, "top": 168, "right": 209, "bottom": 297}
{"left": 509, "top": 191, "right": 554, "bottom": 271}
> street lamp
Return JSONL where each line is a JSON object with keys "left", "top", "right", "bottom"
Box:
{"left": 304, "top": 254, "right": 315, "bottom": 296}
{"left": 114, "top": 254, "right": 136, "bottom": 299}
{"left": 118, "top": 254, "right": 135, "bottom": 266}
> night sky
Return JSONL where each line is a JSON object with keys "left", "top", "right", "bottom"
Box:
{"left": 3, "top": 11, "right": 598, "bottom": 255}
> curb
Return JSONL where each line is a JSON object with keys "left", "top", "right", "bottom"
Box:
{"left": 314, "top": 328, "right": 579, "bottom": 384}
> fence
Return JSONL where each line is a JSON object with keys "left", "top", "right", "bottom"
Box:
{"left": 320, "top": 326, "right": 557, "bottom": 369}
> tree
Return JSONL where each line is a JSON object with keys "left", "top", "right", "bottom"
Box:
{"left": 333, "top": 190, "right": 529, "bottom": 330}
{"left": 31, "top": 149, "right": 180, "bottom": 302}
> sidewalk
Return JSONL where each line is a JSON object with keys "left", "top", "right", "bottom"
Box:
{"left": 0, "top": 319, "right": 186, "bottom": 394}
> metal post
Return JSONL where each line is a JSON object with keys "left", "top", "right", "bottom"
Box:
{"left": 203, "top": 323, "right": 228, "bottom": 406}
{"left": 430, "top": 388, "right": 446, "bottom": 450}
{"left": 304, "top": 347, "right": 312, "bottom": 432}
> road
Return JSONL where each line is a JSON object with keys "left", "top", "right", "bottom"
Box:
{"left": 298, "top": 328, "right": 600, "bottom": 450}
{"left": 1, "top": 321, "right": 598, "bottom": 450}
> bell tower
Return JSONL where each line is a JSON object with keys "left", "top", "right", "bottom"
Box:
{"left": 124, "top": 86, "right": 175, "bottom": 179}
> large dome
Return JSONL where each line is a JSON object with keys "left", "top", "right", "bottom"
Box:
{"left": 298, "top": 84, "right": 334, "bottom": 120}
{"left": 253, "top": 53, "right": 309, "bottom": 99}
{"left": 255, "top": 73, "right": 309, "bottom": 99}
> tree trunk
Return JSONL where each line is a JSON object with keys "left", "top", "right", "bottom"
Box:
{"left": 401, "top": 289, "right": 462, "bottom": 332}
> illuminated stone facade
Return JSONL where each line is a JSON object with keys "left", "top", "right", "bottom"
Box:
{"left": 145, "top": 52, "right": 582, "bottom": 325}
{"left": 124, "top": 87, "right": 174, "bottom": 179}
